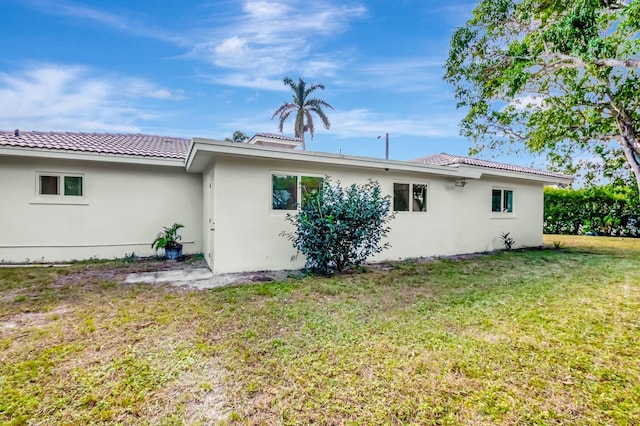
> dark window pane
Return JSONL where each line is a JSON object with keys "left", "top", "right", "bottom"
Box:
{"left": 504, "top": 190, "right": 513, "bottom": 212}
{"left": 40, "top": 175, "right": 59, "bottom": 195}
{"left": 272, "top": 175, "right": 297, "bottom": 210}
{"left": 394, "top": 183, "right": 409, "bottom": 211}
{"left": 301, "top": 176, "right": 322, "bottom": 208}
{"left": 64, "top": 176, "right": 83, "bottom": 196}
{"left": 492, "top": 189, "right": 502, "bottom": 212}
{"left": 412, "top": 184, "right": 427, "bottom": 212}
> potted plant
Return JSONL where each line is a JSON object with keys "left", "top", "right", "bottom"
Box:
{"left": 151, "top": 223, "right": 184, "bottom": 260}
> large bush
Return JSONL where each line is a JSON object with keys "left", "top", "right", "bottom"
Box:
{"left": 544, "top": 186, "right": 640, "bottom": 237}
{"left": 283, "top": 179, "right": 394, "bottom": 275}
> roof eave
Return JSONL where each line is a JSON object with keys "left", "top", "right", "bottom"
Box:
{"left": 186, "top": 138, "right": 483, "bottom": 178}
{"left": 455, "top": 165, "right": 574, "bottom": 185}
{"left": 0, "top": 146, "right": 186, "bottom": 167}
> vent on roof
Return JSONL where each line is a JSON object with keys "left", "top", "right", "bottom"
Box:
{"left": 14, "top": 129, "right": 19, "bottom": 137}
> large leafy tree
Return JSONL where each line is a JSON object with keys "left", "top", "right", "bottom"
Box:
{"left": 272, "top": 76, "right": 334, "bottom": 150}
{"left": 444, "top": 0, "right": 640, "bottom": 192}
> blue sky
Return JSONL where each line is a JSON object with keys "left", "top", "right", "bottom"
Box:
{"left": 0, "top": 0, "right": 482, "bottom": 161}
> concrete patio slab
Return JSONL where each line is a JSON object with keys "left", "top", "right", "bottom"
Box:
{"left": 125, "top": 268, "right": 214, "bottom": 285}
{"left": 124, "top": 268, "right": 302, "bottom": 290}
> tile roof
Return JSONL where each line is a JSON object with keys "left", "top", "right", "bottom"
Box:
{"left": 411, "top": 152, "right": 572, "bottom": 179}
{"left": 252, "top": 132, "right": 303, "bottom": 142}
{"left": 0, "top": 130, "right": 191, "bottom": 160}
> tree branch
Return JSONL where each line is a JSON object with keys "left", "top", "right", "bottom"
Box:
{"left": 544, "top": 54, "right": 640, "bottom": 69}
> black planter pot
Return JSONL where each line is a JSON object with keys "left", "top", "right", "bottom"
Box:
{"left": 164, "top": 244, "right": 183, "bottom": 260}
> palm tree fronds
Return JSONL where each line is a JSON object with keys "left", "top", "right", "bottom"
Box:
{"left": 272, "top": 76, "right": 332, "bottom": 149}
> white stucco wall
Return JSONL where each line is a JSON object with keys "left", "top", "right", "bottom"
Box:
{"left": 0, "top": 155, "right": 202, "bottom": 263}
{"left": 206, "top": 156, "right": 545, "bottom": 274}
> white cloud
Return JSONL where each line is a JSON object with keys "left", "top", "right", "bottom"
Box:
{"left": 302, "top": 59, "right": 343, "bottom": 78}
{"left": 326, "top": 108, "right": 463, "bottom": 138}
{"left": 210, "top": 74, "right": 286, "bottom": 91}
{"left": 28, "top": 0, "right": 358, "bottom": 91}
{"left": 0, "top": 64, "right": 183, "bottom": 132}
{"left": 123, "top": 79, "right": 186, "bottom": 100}
{"left": 244, "top": 1, "right": 287, "bottom": 19}
{"left": 191, "top": 0, "right": 367, "bottom": 89}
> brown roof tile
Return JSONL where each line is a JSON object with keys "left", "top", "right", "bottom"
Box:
{"left": 0, "top": 130, "right": 191, "bottom": 160}
{"left": 411, "top": 152, "right": 572, "bottom": 179}
{"left": 253, "top": 132, "right": 303, "bottom": 142}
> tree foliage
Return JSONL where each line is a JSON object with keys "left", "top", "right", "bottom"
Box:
{"left": 272, "top": 76, "right": 334, "bottom": 150}
{"left": 283, "top": 179, "right": 394, "bottom": 275}
{"left": 445, "top": 0, "right": 640, "bottom": 193}
{"left": 544, "top": 185, "right": 640, "bottom": 236}
{"left": 224, "top": 130, "right": 249, "bottom": 143}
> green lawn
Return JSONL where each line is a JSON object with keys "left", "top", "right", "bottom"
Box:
{"left": 1, "top": 235, "right": 640, "bottom": 425}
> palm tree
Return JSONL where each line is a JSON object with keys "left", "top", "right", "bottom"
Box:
{"left": 271, "top": 76, "right": 334, "bottom": 150}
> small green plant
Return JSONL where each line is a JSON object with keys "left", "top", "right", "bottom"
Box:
{"left": 553, "top": 240, "right": 563, "bottom": 249}
{"left": 151, "top": 223, "right": 184, "bottom": 252}
{"left": 500, "top": 232, "right": 515, "bottom": 250}
{"left": 122, "top": 252, "right": 138, "bottom": 263}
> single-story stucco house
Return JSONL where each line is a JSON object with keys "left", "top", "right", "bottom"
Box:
{"left": 0, "top": 130, "right": 572, "bottom": 273}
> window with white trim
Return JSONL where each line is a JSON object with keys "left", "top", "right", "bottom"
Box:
{"left": 492, "top": 189, "right": 513, "bottom": 213}
{"left": 37, "top": 172, "right": 84, "bottom": 198}
{"left": 393, "top": 183, "right": 428, "bottom": 212}
{"left": 272, "top": 173, "right": 323, "bottom": 210}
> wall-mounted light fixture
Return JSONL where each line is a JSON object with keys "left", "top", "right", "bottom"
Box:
{"left": 455, "top": 177, "right": 467, "bottom": 187}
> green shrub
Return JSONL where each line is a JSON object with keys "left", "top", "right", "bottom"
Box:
{"left": 544, "top": 185, "right": 640, "bottom": 237}
{"left": 283, "top": 179, "right": 394, "bottom": 275}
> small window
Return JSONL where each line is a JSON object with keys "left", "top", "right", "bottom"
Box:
{"left": 272, "top": 175, "right": 298, "bottom": 210}
{"left": 492, "top": 189, "right": 513, "bottom": 213}
{"left": 38, "top": 173, "right": 84, "bottom": 198}
{"left": 301, "top": 176, "right": 323, "bottom": 208}
{"left": 394, "top": 183, "right": 428, "bottom": 212}
{"left": 394, "top": 183, "right": 410, "bottom": 211}
{"left": 413, "top": 184, "right": 427, "bottom": 212}
{"left": 40, "top": 175, "right": 59, "bottom": 195}
{"left": 64, "top": 176, "right": 83, "bottom": 196}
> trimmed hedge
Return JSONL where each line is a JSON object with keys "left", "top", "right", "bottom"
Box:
{"left": 544, "top": 186, "right": 640, "bottom": 237}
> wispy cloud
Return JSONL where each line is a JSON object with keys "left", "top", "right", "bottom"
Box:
{"left": 25, "top": 0, "right": 367, "bottom": 91}
{"left": 191, "top": 0, "right": 367, "bottom": 89}
{"left": 25, "top": 0, "right": 187, "bottom": 44}
{"left": 351, "top": 58, "right": 448, "bottom": 93}
{"left": 0, "top": 64, "right": 184, "bottom": 132}
{"left": 312, "top": 108, "right": 463, "bottom": 138}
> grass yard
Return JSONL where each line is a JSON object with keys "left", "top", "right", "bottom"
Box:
{"left": 1, "top": 235, "right": 640, "bottom": 425}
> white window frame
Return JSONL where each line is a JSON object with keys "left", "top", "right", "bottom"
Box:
{"left": 32, "top": 171, "right": 87, "bottom": 205}
{"left": 270, "top": 172, "right": 324, "bottom": 212}
{"left": 393, "top": 182, "right": 429, "bottom": 213}
{"left": 491, "top": 188, "right": 514, "bottom": 215}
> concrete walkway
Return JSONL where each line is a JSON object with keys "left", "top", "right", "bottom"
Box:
{"left": 124, "top": 268, "right": 299, "bottom": 290}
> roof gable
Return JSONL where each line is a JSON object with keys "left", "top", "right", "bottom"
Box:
{"left": 0, "top": 131, "right": 191, "bottom": 160}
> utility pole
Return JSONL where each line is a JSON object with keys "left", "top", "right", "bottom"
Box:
{"left": 377, "top": 133, "right": 390, "bottom": 160}
{"left": 385, "top": 132, "right": 389, "bottom": 160}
